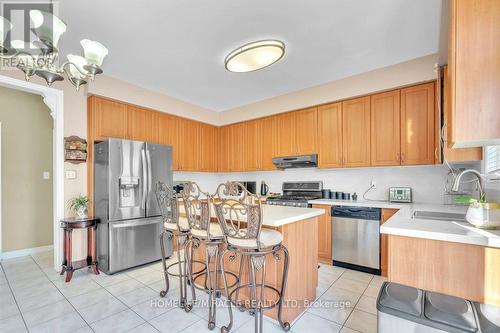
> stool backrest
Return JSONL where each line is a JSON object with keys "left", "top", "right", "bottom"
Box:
{"left": 155, "top": 181, "right": 184, "bottom": 232}
{"left": 213, "top": 182, "right": 263, "bottom": 247}
{"left": 181, "top": 181, "right": 213, "bottom": 239}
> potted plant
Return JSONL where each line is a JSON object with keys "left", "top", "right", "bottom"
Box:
{"left": 456, "top": 195, "right": 500, "bottom": 229}
{"left": 68, "top": 194, "right": 89, "bottom": 219}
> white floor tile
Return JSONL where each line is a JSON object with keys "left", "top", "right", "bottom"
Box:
{"left": 22, "top": 299, "right": 74, "bottom": 327}
{"left": 363, "top": 278, "right": 385, "bottom": 298}
{"left": 126, "top": 266, "right": 159, "bottom": 279}
{"left": 340, "top": 327, "right": 360, "bottom": 333}
{"left": 318, "top": 270, "right": 342, "bottom": 286}
{"left": 308, "top": 287, "right": 360, "bottom": 325}
{"left": 29, "top": 311, "right": 87, "bottom": 333}
{"left": 148, "top": 278, "right": 180, "bottom": 294}
{"left": 149, "top": 307, "right": 200, "bottom": 333}
{"left": 130, "top": 297, "right": 173, "bottom": 321}
{"left": 68, "top": 288, "right": 115, "bottom": 310}
{"left": 342, "top": 270, "right": 373, "bottom": 284}
{"left": 0, "top": 314, "right": 27, "bottom": 332}
{"left": 126, "top": 322, "right": 161, "bottom": 333}
{"left": 78, "top": 296, "right": 128, "bottom": 323}
{"left": 54, "top": 278, "right": 102, "bottom": 298}
{"left": 92, "top": 272, "right": 131, "bottom": 287}
{"left": 118, "top": 286, "right": 158, "bottom": 307}
{"left": 235, "top": 317, "right": 285, "bottom": 333}
{"left": 192, "top": 298, "right": 252, "bottom": 329}
{"left": 344, "top": 309, "right": 377, "bottom": 333}
{"left": 332, "top": 277, "right": 369, "bottom": 294}
{"left": 355, "top": 295, "right": 377, "bottom": 315}
{"left": 17, "top": 288, "right": 65, "bottom": 312}
{"left": 0, "top": 295, "right": 20, "bottom": 320}
{"left": 91, "top": 309, "right": 145, "bottom": 333}
{"left": 134, "top": 271, "right": 164, "bottom": 285}
{"left": 178, "top": 319, "right": 214, "bottom": 333}
{"left": 12, "top": 281, "right": 56, "bottom": 301}
{"left": 292, "top": 312, "right": 342, "bottom": 333}
{"left": 106, "top": 279, "right": 146, "bottom": 296}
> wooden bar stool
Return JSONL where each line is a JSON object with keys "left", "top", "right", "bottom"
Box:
{"left": 60, "top": 217, "right": 100, "bottom": 282}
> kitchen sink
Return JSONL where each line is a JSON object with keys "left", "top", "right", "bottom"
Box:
{"left": 412, "top": 210, "right": 467, "bottom": 222}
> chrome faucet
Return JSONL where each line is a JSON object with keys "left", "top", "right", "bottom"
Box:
{"left": 452, "top": 169, "right": 485, "bottom": 200}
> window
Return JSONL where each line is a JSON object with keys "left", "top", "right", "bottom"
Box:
{"left": 485, "top": 145, "right": 500, "bottom": 174}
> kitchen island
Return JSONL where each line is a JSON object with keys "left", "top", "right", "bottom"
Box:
{"left": 190, "top": 205, "right": 324, "bottom": 324}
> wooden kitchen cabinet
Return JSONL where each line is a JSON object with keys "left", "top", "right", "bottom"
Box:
{"left": 448, "top": 0, "right": 500, "bottom": 147}
{"left": 380, "top": 208, "right": 398, "bottom": 277}
{"left": 90, "top": 96, "right": 128, "bottom": 141}
{"left": 401, "top": 82, "right": 436, "bottom": 165}
{"left": 245, "top": 119, "right": 262, "bottom": 171}
{"left": 218, "top": 126, "right": 232, "bottom": 172}
{"left": 276, "top": 112, "right": 296, "bottom": 157}
{"left": 371, "top": 90, "right": 401, "bottom": 166}
{"left": 156, "top": 112, "right": 180, "bottom": 169}
{"left": 199, "top": 123, "right": 218, "bottom": 172}
{"left": 318, "top": 102, "right": 343, "bottom": 168}
{"left": 342, "top": 96, "right": 371, "bottom": 167}
{"left": 178, "top": 118, "right": 200, "bottom": 171}
{"left": 312, "top": 204, "right": 332, "bottom": 264}
{"left": 127, "top": 105, "right": 155, "bottom": 143}
{"left": 260, "top": 116, "right": 278, "bottom": 171}
{"left": 442, "top": 66, "right": 483, "bottom": 162}
{"left": 295, "top": 107, "right": 318, "bottom": 155}
{"left": 230, "top": 123, "right": 246, "bottom": 172}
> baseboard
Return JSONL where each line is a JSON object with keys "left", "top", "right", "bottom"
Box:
{"left": 0, "top": 245, "right": 53, "bottom": 260}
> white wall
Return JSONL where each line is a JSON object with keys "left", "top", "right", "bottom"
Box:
{"left": 176, "top": 163, "right": 479, "bottom": 204}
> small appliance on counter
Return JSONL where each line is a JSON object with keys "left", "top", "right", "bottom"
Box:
{"left": 260, "top": 181, "right": 269, "bottom": 196}
{"left": 173, "top": 181, "right": 186, "bottom": 194}
{"left": 236, "top": 181, "right": 257, "bottom": 194}
{"left": 389, "top": 187, "right": 412, "bottom": 203}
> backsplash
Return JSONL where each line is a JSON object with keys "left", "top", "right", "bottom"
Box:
{"left": 175, "top": 163, "right": 480, "bottom": 204}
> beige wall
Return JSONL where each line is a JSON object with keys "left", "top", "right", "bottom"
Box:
{"left": 0, "top": 86, "right": 53, "bottom": 252}
{"left": 218, "top": 54, "right": 438, "bottom": 124}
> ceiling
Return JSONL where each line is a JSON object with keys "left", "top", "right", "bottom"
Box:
{"left": 58, "top": 0, "right": 441, "bottom": 111}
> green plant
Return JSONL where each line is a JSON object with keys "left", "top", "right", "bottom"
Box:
{"left": 454, "top": 194, "right": 487, "bottom": 205}
{"left": 68, "top": 194, "right": 89, "bottom": 212}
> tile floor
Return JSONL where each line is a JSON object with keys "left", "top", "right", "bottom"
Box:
{"left": 0, "top": 250, "right": 385, "bottom": 333}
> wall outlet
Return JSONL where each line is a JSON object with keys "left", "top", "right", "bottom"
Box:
{"left": 370, "top": 179, "right": 377, "bottom": 189}
{"left": 42, "top": 171, "right": 50, "bottom": 180}
{"left": 65, "top": 170, "right": 77, "bottom": 180}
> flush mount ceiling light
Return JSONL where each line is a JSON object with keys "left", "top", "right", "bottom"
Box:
{"left": 225, "top": 40, "right": 285, "bottom": 73}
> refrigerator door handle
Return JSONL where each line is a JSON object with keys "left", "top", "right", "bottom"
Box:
{"left": 146, "top": 149, "right": 153, "bottom": 204}
{"left": 141, "top": 148, "right": 148, "bottom": 209}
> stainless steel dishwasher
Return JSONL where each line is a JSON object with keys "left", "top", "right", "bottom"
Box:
{"left": 332, "top": 206, "right": 381, "bottom": 274}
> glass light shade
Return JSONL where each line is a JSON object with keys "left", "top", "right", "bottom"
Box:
{"left": 29, "top": 10, "right": 67, "bottom": 48}
{"left": 66, "top": 54, "right": 88, "bottom": 79}
{"left": 0, "top": 16, "right": 12, "bottom": 50}
{"left": 80, "top": 39, "right": 108, "bottom": 66}
{"left": 225, "top": 40, "right": 285, "bottom": 73}
{"left": 10, "top": 40, "right": 39, "bottom": 67}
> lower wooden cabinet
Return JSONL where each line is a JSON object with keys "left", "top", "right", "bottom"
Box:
{"left": 380, "top": 208, "right": 398, "bottom": 277}
{"left": 313, "top": 204, "right": 332, "bottom": 264}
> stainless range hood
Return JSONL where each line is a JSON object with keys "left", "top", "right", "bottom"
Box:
{"left": 272, "top": 154, "right": 318, "bottom": 169}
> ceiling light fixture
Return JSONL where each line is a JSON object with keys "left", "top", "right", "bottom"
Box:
{"left": 0, "top": 10, "right": 108, "bottom": 91}
{"left": 225, "top": 40, "right": 285, "bottom": 73}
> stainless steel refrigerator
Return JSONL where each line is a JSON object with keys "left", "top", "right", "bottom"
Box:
{"left": 94, "top": 138, "right": 173, "bottom": 274}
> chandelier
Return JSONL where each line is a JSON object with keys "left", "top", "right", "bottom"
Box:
{"left": 0, "top": 10, "right": 108, "bottom": 91}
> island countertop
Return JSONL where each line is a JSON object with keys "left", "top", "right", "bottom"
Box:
{"left": 309, "top": 199, "right": 500, "bottom": 248}
{"left": 260, "top": 205, "right": 324, "bottom": 227}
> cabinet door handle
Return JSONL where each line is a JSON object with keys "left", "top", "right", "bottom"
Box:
{"left": 401, "top": 153, "right": 405, "bottom": 163}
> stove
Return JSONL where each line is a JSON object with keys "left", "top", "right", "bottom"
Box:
{"left": 266, "top": 181, "right": 323, "bottom": 208}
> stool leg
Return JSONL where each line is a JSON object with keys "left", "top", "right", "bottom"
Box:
{"left": 206, "top": 245, "right": 216, "bottom": 330}
{"left": 185, "top": 238, "right": 197, "bottom": 303}
{"left": 277, "top": 246, "right": 291, "bottom": 331}
{"left": 177, "top": 236, "right": 187, "bottom": 309}
{"left": 219, "top": 248, "right": 233, "bottom": 333}
{"left": 249, "top": 255, "right": 258, "bottom": 333}
{"left": 159, "top": 231, "right": 170, "bottom": 298}
{"left": 259, "top": 257, "right": 267, "bottom": 333}
{"left": 235, "top": 254, "right": 245, "bottom": 311}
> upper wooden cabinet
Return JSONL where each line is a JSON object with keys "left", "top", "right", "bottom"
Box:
{"left": 229, "top": 123, "right": 246, "bottom": 172}
{"left": 448, "top": 0, "right": 500, "bottom": 147}
{"left": 295, "top": 107, "right": 318, "bottom": 155}
{"left": 127, "top": 105, "right": 155, "bottom": 143}
{"left": 245, "top": 120, "right": 262, "bottom": 171}
{"left": 156, "top": 112, "right": 180, "bottom": 169}
{"left": 318, "top": 102, "right": 343, "bottom": 168}
{"left": 218, "top": 126, "right": 232, "bottom": 172}
{"left": 342, "top": 96, "right": 371, "bottom": 167}
{"left": 89, "top": 96, "right": 128, "bottom": 141}
{"left": 177, "top": 118, "right": 200, "bottom": 171}
{"left": 276, "top": 112, "right": 296, "bottom": 157}
{"left": 199, "top": 123, "right": 219, "bottom": 172}
{"left": 401, "top": 82, "right": 435, "bottom": 165}
{"left": 442, "top": 66, "right": 483, "bottom": 162}
{"left": 260, "top": 116, "right": 278, "bottom": 171}
{"left": 371, "top": 90, "right": 401, "bottom": 166}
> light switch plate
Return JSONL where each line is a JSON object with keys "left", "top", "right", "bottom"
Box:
{"left": 43, "top": 171, "right": 50, "bottom": 180}
{"left": 65, "top": 170, "right": 77, "bottom": 180}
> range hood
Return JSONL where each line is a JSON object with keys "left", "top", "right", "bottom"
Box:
{"left": 272, "top": 154, "right": 318, "bottom": 169}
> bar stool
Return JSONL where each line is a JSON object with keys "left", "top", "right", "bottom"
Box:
{"left": 181, "top": 181, "right": 239, "bottom": 330}
{"left": 155, "top": 182, "right": 205, "bottom": 312}
{"left": 214, "top": 182, "right": 290, "bottom": 333}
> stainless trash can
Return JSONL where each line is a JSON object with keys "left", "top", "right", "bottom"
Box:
{"left": 473, "top": 302, "right": 500, "bottom": 333}
{"left": 377, "top": 282, "right": 479, "bottom": 333}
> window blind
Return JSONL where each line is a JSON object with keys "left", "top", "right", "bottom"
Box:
{"left": 485, "top": 145, "right": 500, "bottom": 174}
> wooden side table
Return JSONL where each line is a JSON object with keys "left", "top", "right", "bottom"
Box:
{"left": 60, "top": 217, "right": 100, "bottom": 282}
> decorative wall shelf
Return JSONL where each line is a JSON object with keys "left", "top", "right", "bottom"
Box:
{"left": 65, "top": 136, "right": 87, "bottom": 163}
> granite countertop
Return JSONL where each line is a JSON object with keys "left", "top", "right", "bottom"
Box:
{"left": 308, "top": 199, "right": 500, "bottom": 248}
